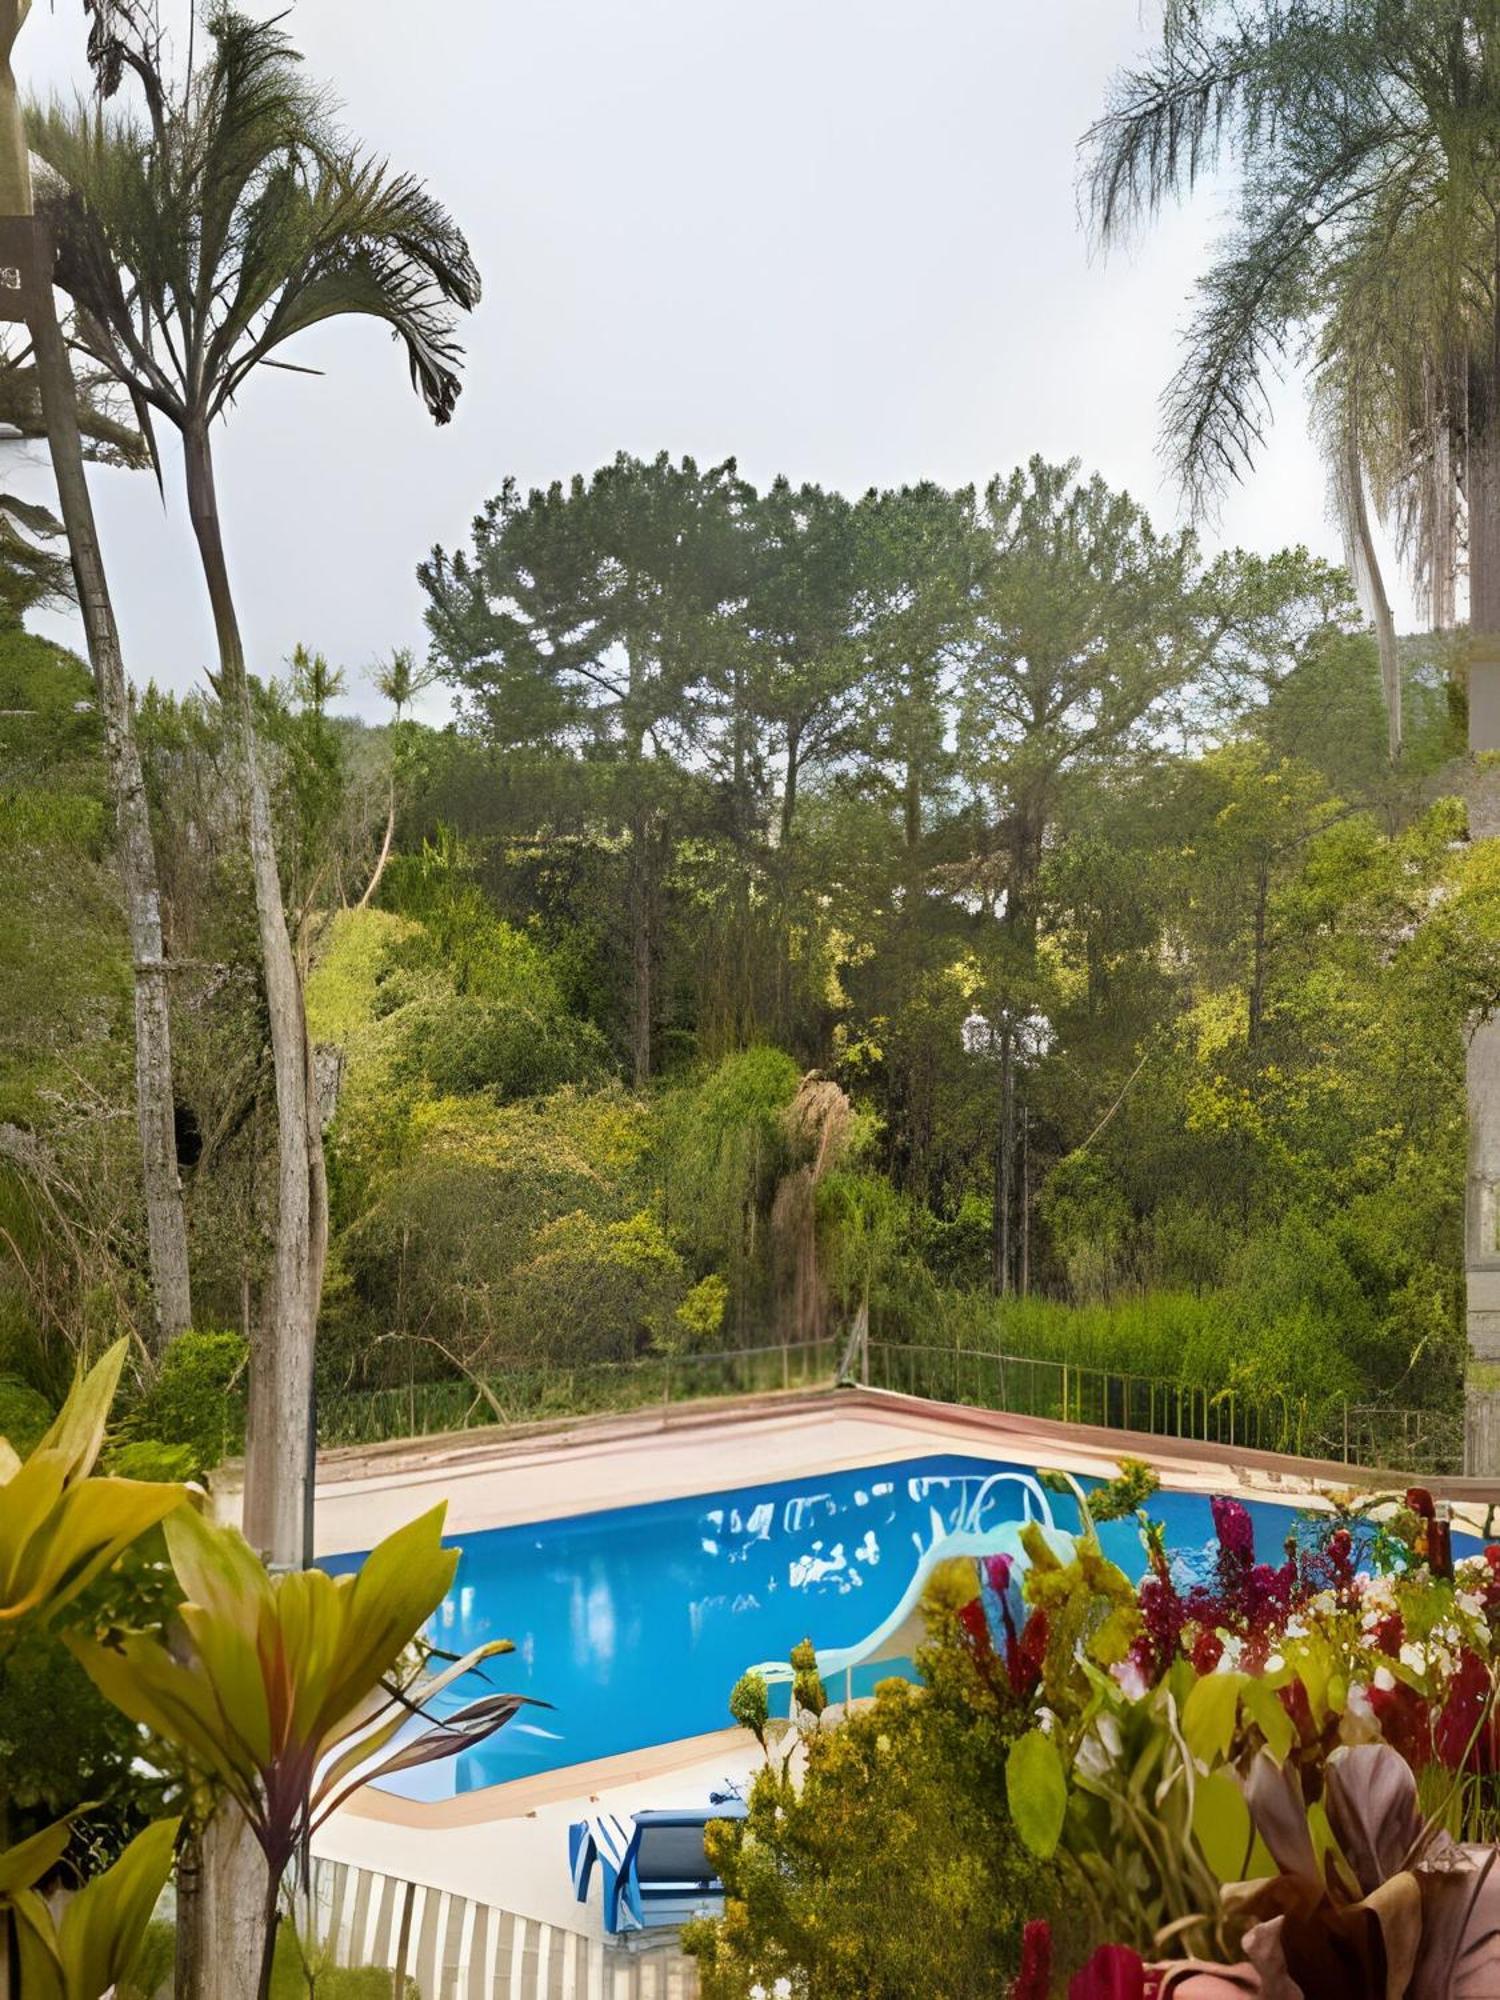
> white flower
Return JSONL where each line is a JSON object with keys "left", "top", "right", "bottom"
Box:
{"left": 1340, "top": 1681, "right": 1381, "bottom": 1745}
{"left": 1399, "top": 1642, "right": 1426, "bottom": 1675}
{"left": 1374, "top": 1666, "right": 1396, "bottom": 1692}
{"left": 1112, "top": 1657, "right": 1149, "bottom": 1702}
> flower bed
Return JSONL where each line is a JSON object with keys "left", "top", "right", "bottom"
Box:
{"left": 985, "top": 1474, "right": 1500, "bottom": 1995}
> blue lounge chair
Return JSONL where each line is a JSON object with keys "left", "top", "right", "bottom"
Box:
{"left": 569, "top": 1800, "right": 748, "bottom": 1936}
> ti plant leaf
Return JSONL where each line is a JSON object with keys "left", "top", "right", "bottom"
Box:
{"left": 0, "top": 1340, "right": 185, "bottom": 1632}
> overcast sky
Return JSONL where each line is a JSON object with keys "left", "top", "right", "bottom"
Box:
{"left": 13, "top": 0, "right": 1391, "bottom": 721}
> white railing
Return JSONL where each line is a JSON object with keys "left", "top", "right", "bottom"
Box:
{"left": 310, "top": 1856, "right": 700, "bottom": 1999}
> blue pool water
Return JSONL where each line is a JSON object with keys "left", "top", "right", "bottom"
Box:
{"left": 327, "top": 1451, "right": 1429, "bottom": 1797}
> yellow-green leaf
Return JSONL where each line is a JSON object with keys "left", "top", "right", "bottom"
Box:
{"left": 1182, "top": 1671, "right": 1247, "bottom": 1767}
{"left": 1006, "top": 1728, "right": 1068, "bottom": 1859}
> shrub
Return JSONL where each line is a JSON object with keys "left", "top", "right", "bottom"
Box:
{"left": 685, "top": 1602, "right": 1042, "bottom": 1999}
{"left": 0, "top": 1373, "right": 52, "bottom": 1452}
{"left": 123, "top": 1329, "right": 248, "bottom": 1474}
{"left": 393, "top": 992, "right": 609, "bottom": 1100}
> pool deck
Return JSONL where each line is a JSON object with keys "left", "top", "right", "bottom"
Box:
{"left": 212, "top": 1385, "right": 1500, "bottom": 1946}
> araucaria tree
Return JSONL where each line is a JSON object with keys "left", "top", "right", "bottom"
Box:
{"left": 31, "top": 5, "right": 480, "bottom": 1564}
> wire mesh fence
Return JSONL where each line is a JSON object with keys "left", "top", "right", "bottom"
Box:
{"left": 865, "top": 1338, "right": 1464, "bottom": 1477}
{"left": 316, "top": 1336, "right": 840, "bottom": 1448}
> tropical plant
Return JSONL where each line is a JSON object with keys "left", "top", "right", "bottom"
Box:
{"left": 31, "top": 1, "right": 480, "bottom": 1565}
{"left": 0, "top": 1339, "right": 182, "bottom": 1636}
{"left": 1083, "top": 0, "right": 1500, "bottom": 643}
{"left": 69, "top": 1501, "right": 533, "bottom": 2000}
{"left": 358, "top": 648, "right": 440, "bottom": 913}
{"left": 0, "top": 1815, "right": 178, "bottom": 2000}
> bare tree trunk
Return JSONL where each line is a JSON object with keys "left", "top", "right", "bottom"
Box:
{"left": 183, "top": 420, "right": 325, "bottom": 1569}
{"left": 177, "top": 1813, "right": 267, "bottom": 2000}
{"left": 179, "top": 423, "right": 322, "bottom": 2000}
{"left": 1341, "top": 390, "right": 1401, "bottom": 763}
{"left": 10, "top": 175, "right": 191, "bottom": 1336}
{"left": 629, "top": 805, "right": 653, "bottom": 1086}
{"left": 356, "top": 773, "right": 395, "bottom": 910}
{"left": 1471, "top": 414, "right": 1500, "bottom": 638}
{"left": 1430, "top": 375, "right": 1457, "bottom": 632}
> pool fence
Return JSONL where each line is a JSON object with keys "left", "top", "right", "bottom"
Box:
{"left": 311, "top": 1328, "right": 1463, "bottom": 1478}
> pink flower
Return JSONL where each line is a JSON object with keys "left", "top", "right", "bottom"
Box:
{"left": 1010, "top": 1919, "right": 1053, "bottom": 2000}
{"left": 1069, "top": 1944, "right": 1150, "bottom": 1999}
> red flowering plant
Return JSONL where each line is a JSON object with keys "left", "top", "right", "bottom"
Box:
{"left": 986, "top": 1463, "right": 1500, "bottom": 1978}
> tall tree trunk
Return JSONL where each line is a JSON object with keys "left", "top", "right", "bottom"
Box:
{"left": 356, "top": 771, "right": 395, "bottom": 910}
{"left": 1428, "top": 356, "right": 1457, "bottom": 633}
{"left": 183, "top": 419, "right": 325, "bottom": 1568}
{"left": 1465, "top": 283, "right": 1500, "bottom": 1470}
{"left": 180, "top": 421, "right": 322, "bottom": 2000}
{"left": 4, "top": 126, "right": 192, "bottom": 1335}
{"left": 1341, "top": 390, "right": 1401, "bottom": 763}
{"left": 629, "top": 802, "right": 653, "bottom": 1087}
{"left": 1471, "top": 411, "right": 1500, "bottom": 637}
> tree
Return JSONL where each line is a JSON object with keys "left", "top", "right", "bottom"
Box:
{"left": 32, "top": 4, "right": 480, "bottom": 1565}
{"left": 357, "top": 647, "right": 439, "bottom": 913}
{"left": 1083, "top": 0, "right": 1500, "bottom": 636}
{"left": 0, "top": 0, "right": 192, "bottom": 1343}
{"left": 955, "top": 462, "right": 1351, "bottom": 947}
{"left": 422, "top": 453, "right": 750, "bottom": 1082}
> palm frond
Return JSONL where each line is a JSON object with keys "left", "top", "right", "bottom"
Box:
{"left": 29, "top": 6, "right": 479, "bottom": 437}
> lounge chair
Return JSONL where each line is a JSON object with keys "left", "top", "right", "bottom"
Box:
{"left": 569, "top": 1800, "right": 748, "bottom": 1936}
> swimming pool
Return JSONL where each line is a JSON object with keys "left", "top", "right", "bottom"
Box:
{"left": 330, "top": 1451, "right": 1406, "bottom": 1798}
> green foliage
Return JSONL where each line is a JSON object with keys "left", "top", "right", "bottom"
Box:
{"left": 121, "top": 1331, "right": 248, "bottom": 1476}
{"left": 0, "top": 1375, "right": 52, "bottom": 1453}
{"left": 266, "top": 1925, "right": 420, "bottom": 1998}
{"left": 0, "top": 1622, "right": 163, "bottom": 1860}
{"left": 686, "top": 1608, "right": 1039, "bottom": 1999}
{"left": 726, "top": 1670, "right": 769, "bottom": 1749}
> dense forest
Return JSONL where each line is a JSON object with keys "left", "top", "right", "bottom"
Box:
{"left": 5, "top": 449, "right": 1499, "bottom": 1462}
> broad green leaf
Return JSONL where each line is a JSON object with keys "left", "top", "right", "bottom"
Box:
{"left": 10, "top": 1888, "right": 66, "bottom": 2000}
{"left": 1192, "top": 1767, "right": 1254, "bottom": 1883}
{"left": 1182, "top": 1670, "right": 1247, "bottom": 1767}
{"left": 66, "top": 1636, "right": 259, "bottom": 1811}
{"left": 0, "top": 1820, "right": 72, "bottom": 1896}
{"left": 34, "top": 1341, "right": 128, "bottom": 1482}
{"left": 57, "top": 1818, "right": 179, "bottom": 2000}
{"left": 5, "top": 1476, "right": 184, "bottom": 1624}
{"left": 324, "top": 1503, "right": 455, "bottom": 1729}
{"left": 1006, "top": 1728, "right": 1068, "bottom": 1859}
{"left": 1241, "top": 1677, "right": 1296, "bottom": 1763}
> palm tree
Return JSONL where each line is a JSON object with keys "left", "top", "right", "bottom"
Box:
{"left": 358, "top": 644, "right": 438, "bottom": 910}
{"left": 30, "top": 4, "right": 480, "bottom": 1567}
{"left": 1084, "top": 1, "right": 1500, "bottom": 652}
{"left": 0, "top": 0, "right": 193, "bottom": 1343}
